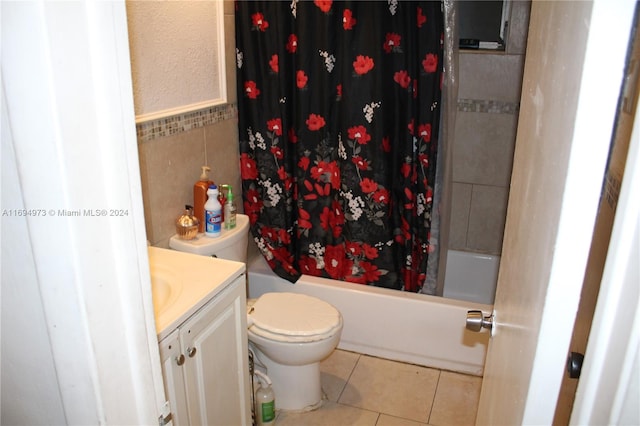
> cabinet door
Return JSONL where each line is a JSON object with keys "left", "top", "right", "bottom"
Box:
{"left": 159, "top": 329, "right": 189, "bottom": 426}
{"left": 181, "top": 276, "right": 251, "bottom": 426}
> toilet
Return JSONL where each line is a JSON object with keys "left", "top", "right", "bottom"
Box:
{"left": 169, "top": 214, "right": 343, "bottom": 411}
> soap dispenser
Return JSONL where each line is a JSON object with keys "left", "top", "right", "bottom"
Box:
{"left": 194, "top": 166, "right": 214, "bottom": 233}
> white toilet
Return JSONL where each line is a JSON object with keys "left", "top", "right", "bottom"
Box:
{"left": 169, "top": 214, "right": 343, "bottom": 411}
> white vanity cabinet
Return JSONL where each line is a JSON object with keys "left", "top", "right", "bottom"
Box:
{"left": 159, "top": 329, "right": 188, "bottom": 425}
{"left": 158, "top": 275, "right": 251, "bottom": 426}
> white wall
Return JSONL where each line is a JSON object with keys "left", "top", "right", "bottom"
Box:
{"left": 126, "top": 1, "right": 226, "bottom": 120}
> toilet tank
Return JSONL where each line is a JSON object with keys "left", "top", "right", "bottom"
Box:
{"left": 169, "top": 214, "right": 250, "bottom": 263}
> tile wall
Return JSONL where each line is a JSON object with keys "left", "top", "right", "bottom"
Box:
{"left": 450, "top": 1, "right": 531, "bottom": 255}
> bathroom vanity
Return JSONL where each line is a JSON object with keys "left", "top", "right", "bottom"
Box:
{"left": 149, "top": 247, "right": 251, "bottom": 426}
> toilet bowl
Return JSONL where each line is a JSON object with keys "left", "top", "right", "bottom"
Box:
{"left": 169, "top": 214, "right": 344, "bottom": 411}
{"left": 247, "top": 292, "right": 343, "bottom": 410}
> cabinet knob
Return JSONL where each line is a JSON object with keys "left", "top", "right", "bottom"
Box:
{"left": 187, "top": 347, "right": 197, "bottom": 358}
{"left": 176, "top": 354, "right": 185, "bottom": 366}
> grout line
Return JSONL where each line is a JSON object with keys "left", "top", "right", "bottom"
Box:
{"left": 203, "top": 127, "right": 208, "bottom": 165}
{"left": 464, "top": 184, "right": 474, "bottom": 248}
{"left": 339, "top": 352, "right": 443, "bottom": 425}
{"left": 336, "top": 352, "right": 361, "bottom": 403}
{"left": 426, "top": 369, "right": 442, "bottom": 425}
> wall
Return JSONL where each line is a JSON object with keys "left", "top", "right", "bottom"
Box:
{"left": 449, "top": 1, "right": 531, "bottom": 255}
{"left": 136, "top": 1, "right": 240, "bottom": 247}
{"left": 127, "top": 1, "right": 225, "bottom": 119}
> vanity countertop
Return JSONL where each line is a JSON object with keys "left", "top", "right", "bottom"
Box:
{"left": 148, "top": 246, "right": 245, "bottom": 341}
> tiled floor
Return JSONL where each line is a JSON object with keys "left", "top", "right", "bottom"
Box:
{"left": 273, "top": 350, "right": 483, "bottom": 426}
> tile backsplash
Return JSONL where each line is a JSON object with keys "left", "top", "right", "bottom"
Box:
{"left": 137, "top": 103, "right": 241, "bottom": 248}
{"left": 136, "top": 103, "right": 238, "bottom": 143}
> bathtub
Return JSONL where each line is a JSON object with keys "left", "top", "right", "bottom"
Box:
{"left": 443, "top": 249, "right": 500, "bottom": 305}
{"left": 247, "top": 252, "right": 494, "bottom": 376}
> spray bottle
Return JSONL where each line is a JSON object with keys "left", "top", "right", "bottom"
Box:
{"left": 221, "top": 185, "right": 237, "bottom": 230}
{"left": 253, "top": 370, "right": 275, "bottom": 426}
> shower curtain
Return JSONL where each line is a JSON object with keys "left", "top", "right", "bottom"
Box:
{"left": 236, "top": 1, "right": 447, "bottom": 292}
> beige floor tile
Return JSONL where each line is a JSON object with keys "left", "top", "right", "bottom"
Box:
{"left": 275, "top": 400, "right": 379, "bottom": 426}
{"left": 320, "top": 350, "right": 360, "bottom": 402}
{"left": 376, "top": 413, "right": 429, "bottom": 426}
{"left": 428, "top": 371, "right": 482, "bottom": 426}
{"left": 338, "top": 355, "right": 440, "bottom": 423}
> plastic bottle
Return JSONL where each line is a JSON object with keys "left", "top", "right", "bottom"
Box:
{"left": 194, "top": 166, "right": 214, "bottom": 233}
{"left": 254, "top": 371, "right": 275, "bottom": 426}
{"left": 204, "top": 185, "right": 222, "bottom": 238}
{"left": 222, "top": 185, "right": 237, "bottom": 230}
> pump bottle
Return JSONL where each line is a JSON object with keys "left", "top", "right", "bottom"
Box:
{"left": 204, "top": 185, "right": 222, "bottom": 238}
{"left": 193, "top": 166, "right": 214, "bottom": 233}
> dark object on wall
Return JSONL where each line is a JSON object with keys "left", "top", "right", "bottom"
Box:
{"left": 458, "top": 1, "right": 507, "bottom": 50}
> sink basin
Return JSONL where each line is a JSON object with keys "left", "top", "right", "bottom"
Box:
{"left": 147, "top": 246, "right": 245, "bottom": 340}
{"left": 150, "top": 265, "right": 181, "bottom": 316}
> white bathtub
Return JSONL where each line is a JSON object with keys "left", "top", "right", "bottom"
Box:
{"left": 443, "top": 249, "right": 500, "bottom": 305}
{"left": 247, "top": 252, "right": 493, "bottom": 376}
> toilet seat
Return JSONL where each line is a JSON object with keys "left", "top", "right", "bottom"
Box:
{"left": 248, "top": 293, "right": 342, "bottom": 343}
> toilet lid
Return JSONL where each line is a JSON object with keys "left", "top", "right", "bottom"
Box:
{"left": 248, "top": 293, "right": 341, "bottom": 342}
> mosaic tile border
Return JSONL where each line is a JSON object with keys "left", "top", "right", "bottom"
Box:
{"left": 136, "top": 103, "right": 238, "bottom": 142}
{"left": 457, "top": 98, "right": 520, "bottom": 114}
{"left": 135, "top": 99, "right": 517, "bottom": 142}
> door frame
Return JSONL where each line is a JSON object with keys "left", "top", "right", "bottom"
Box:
{"left": 570, "top": 78, "right": 640, "bottom": 425}
{"left": 2, "top": 1, "right": 166, "bottom": 423}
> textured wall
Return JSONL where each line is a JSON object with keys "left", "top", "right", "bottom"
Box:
{"left": 127, "top": 1, "right": 224, "bottom": 118}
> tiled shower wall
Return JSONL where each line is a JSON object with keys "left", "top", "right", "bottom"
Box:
{"left": 449, "top": 1, "right": 531, "bottom": 255}
{"left": 136, "top": 1, "right": 531, "bottom": 254}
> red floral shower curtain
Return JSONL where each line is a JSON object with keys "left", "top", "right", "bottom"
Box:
{"left": 236, "top": 1, "right": 443, "bottom": 291}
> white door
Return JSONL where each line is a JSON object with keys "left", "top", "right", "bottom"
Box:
{"left": 475, "top": 1, "right": 638, "bottom": 425}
